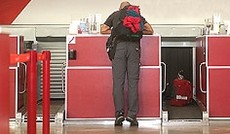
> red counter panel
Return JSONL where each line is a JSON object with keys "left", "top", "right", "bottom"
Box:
{"left": 68, "top": 35, "right": 160, "bottom": 66}
{"left": 68, "top": 36, "right": 111, "bottom": 66}
{"left": 67, "top": 68, "right": 114, "bottom": 118}
{"left": 196, "top": 36, "right": 230, "bottom": 118}
{"left": 66, "top": 67, "right": 160, "bottom": 119}
{"left": 208, "top": 36, "right": 230, "bottom": 66}
{"left": 138, "top": 67, "right": 160, "bottom": 117}
{"left": 209, "top": 68, "right": 230, "bottom": 117}
{"left": 140, "top": 36, "right": 160, "bottom": 66}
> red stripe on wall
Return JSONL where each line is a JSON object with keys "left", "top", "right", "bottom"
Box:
{"left": 0, "top": 0, "right": 30, "bottom": 25}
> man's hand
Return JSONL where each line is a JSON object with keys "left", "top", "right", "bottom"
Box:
{"left": 143, "top": 23, "right": 154, "bottom": 35}
{"left": 100, "top": 24, "right": 112, "bottom": 34}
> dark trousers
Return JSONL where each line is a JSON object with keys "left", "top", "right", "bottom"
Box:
{"left": 112, "top": 41, "right": 140, "bottom": 117}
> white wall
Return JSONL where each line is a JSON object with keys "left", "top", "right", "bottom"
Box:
{"left": 13, "top": 0, "right": 230, "bottom": 25}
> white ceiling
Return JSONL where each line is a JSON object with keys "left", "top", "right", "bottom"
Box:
{"left": 13, "top": 0, "right": 230, "bottom": 24}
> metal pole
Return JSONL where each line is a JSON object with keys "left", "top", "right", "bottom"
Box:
{"left": 42, "top": 51, "right": 51, "bottom": 134}
{"left": 27, "top": 51, "right": 37, "bottom": 134}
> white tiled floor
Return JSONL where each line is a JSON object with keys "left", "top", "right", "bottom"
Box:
{"left": 9, "top": 121, "right": 230, "bottom": 134}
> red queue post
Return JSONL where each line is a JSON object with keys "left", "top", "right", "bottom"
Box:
{"left": 27, "top": 51, "right": 37, "bottom": 134}
{"left": 10, "top": 51, "right": 51, "bottom": 134}
{"left": 11, "top": 52, "right": 36, "bottom": 133}
{"left": 38, "top": 51, "right": 51, "bottom": 134}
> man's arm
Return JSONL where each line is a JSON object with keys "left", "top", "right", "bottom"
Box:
{"left": 100, "top": 24, "right": 112, "bottom": 34}
{"left": 101, "top": 22, "right": 153, "bottom": 35}
{"left": 143, "top": 23, "right": 154, "bottom": 35}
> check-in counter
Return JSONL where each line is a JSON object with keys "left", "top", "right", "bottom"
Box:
{"left": 196, "top": 35, "right": 230, "bottom": 119}
{"left": 65, "top": 35, "right": 161, "bottom": 121}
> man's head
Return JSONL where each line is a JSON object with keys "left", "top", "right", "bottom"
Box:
{"left": 119, "top": 1, "right": 131, "bottom": 10}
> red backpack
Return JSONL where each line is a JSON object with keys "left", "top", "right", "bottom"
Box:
{"left": 170, "top": 71, "right": 193, "bottom": 107}
{"left": 114, "top": 5, "right": 143, "bottom": 40}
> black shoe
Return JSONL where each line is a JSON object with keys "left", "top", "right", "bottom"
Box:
{"left": 126, "top": 116, "right": 138, "bottom": 126}
{"left": 114, "top": 112, "right": 125, "bottom": 126}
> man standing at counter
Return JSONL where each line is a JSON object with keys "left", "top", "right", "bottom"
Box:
{"left": 101, "top": 1, "right": 153, "bottom": 126}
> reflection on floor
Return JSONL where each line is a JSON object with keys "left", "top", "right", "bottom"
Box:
{"left": 23, "top": 99, "right": 64, "bottom": 122}
{"left": 10, "top": 121, "right": 230, "bottom": 134}
{"left": 36, "top": 99, "right": 64, "bottom": 117}
{"left": 10, "top": 99, "right": 229, "bottom": 134}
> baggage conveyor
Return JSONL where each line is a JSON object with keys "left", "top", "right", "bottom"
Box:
{"left": 163, "top": 99, "right": 202, "bottom": 120}
{"left": 161, "top": 37, "right": 205, "bottom": 124}
{"left": 21, "top": 99, "right": 64, "bottom": 124}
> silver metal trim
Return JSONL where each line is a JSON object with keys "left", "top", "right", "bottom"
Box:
{"left": 161, "top": 41, "right": 196, "bottom": 47}
{"left": 162, "top": 111, "right": 168, "bottom": 123}
{"left": 202, "top": 111, "right": 209, "bottom": 124}
{"left": 158, "top": 35, "right": 162, "bottom": 119}
{"left": 19, "top": 62, "right": 27, "bottom": 94}
{"left": 199, "top": 62, "right": 207, "bottom": 93}
{"left": 64, "top": 118, "right": 162, "bottom": 126}
{"left": 209, "top": 117, "right": 230, "bottom": 120}
{"left": 193, "top": 47, "right": 196, "bottom": 99}
{"left": 64, "top": 67, "right": 68, "bottom": 120}
{"left": 205, "top": 36, "right": 209, "bottom": 66}
{"left": 161, "top": 62, "right": 167, "bottom": 93}
{"left": 208, "top": 66, "right": 230, "bottom": 69}
{"left": 206, "top": 36, "right": 210, "bottom": 119}
{"left": 66, "top": 66, "right": 161, "bottom": 70}
{"left": 67, "top": 66, "right": 111, "bottom": 69}
{"left": 162, "top": 119, "right": 206, "bottom": 126}
{"left": 61, "top": 62, "right": 66, "bottom": 93}
{"left": 55, "top": 105, "right": 65, "bottom": 126}
{"left": 9, "top": 67, "right": 17, "bottom": 70}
